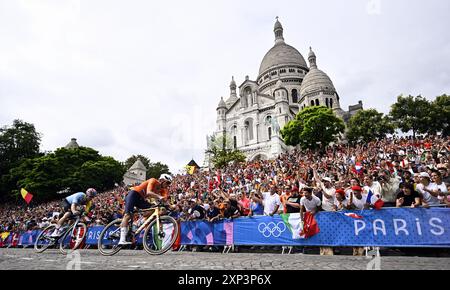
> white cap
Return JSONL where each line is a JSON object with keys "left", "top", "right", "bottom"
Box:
{"left": 322, "top": 177, "right": 332, "bottom": 183}
{"left": 419, "top": 172, "right": 430, "bottom": 179}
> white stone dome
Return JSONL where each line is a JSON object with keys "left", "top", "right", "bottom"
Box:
{"left": 258, "top": 43, "right": 307, "bottom": 77}
{"left": 300, "top": 68, "right": 336, "bottom": 97}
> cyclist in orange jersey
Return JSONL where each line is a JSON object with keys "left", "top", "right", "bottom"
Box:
{"left": 118, "top": 174, "right": 173, "bottom": 245}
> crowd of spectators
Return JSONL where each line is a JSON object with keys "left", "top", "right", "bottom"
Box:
{"left": 168, "top": 136, "right": 450, "bottom": 223}
{"left": 1, "top": 136, "right": 449, "bottom": 237}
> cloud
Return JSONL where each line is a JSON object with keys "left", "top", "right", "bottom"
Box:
{"left": 1, "top": 0, "right": 449, "bottom": 172}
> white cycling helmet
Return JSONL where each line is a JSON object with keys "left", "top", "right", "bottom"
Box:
{"left": 159, "top": 174, "right": 173, "bottom": 183}
{"left": 86, "top": 188, "right": 97, "bottom": 197}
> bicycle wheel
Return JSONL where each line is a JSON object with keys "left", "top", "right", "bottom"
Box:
{"left": 142, "top": 215, "right": 178, "bottom": 255}
{"left": 97, "top": 219, "right": 123, "bottom": 256}
{"left": 59, "top": 222, "right": 87, "bottom": 255}
{"left": 34, "top": 224, "right": 58, "bottom": 253}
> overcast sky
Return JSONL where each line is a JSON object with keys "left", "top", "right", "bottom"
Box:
{"left": 1, "top": 0, "right": 449, "bottom": 173}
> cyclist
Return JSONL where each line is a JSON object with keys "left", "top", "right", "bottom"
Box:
{"left": 51, "top": 188, "right": 97, "bottom": 237}
{"left": 118, "top": 174, "right": 173, "bottom": 245}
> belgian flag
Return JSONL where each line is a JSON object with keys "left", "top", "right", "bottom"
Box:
{"left": 20, "top": 188, "right": 33, "bottom": 205}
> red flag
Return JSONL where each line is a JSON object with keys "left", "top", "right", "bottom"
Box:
{"left": 300, "top": 212, "right": 320, "bottom": 238}
{"left": 344, "top": 212, "right": 363, "bottom": 219}
{"left": 172, "top": 221, "right": 181, "bottom": 251}
{"left": 20, "top": 188, "right": 33, "bottom": 204}
{"left": 373, "top": 199, "right": 384, "bottom": 210}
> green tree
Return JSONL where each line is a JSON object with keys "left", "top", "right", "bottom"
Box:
{"left": 206, "top": 133, "right": 246, "bottom": 169}
{"left": 0, "top": 120, "right": 42, "bottom": 200}
{"left": 389, "top": 95, "right": 432, "bottom": 138}
{"left": 346, "top": 109, "right": 394, "bottom": 144}
{"left": 147, "top": 162, "right": 171, "bottom": 179}
{"left": 280, "top": 106, "right": 345, "bottom": 150}
{"left": 430, "top": 94, "right": 450, "bottom": 136}
{"left": 5, "top": 146, "right": 125, "bottom": 201}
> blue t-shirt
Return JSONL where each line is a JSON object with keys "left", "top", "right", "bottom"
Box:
{"left": 65, "top": 192, "right": 87, "bottom": 205}
{"left": 250, "top": 201, "right": 264, "bottom": 215}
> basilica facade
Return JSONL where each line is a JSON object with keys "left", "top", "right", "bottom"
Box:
{"left": 206, "top": 19, "right": 362, "bottom": 165}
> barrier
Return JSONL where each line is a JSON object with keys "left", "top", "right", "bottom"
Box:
{"left": 1, "top": 208, "right": 450, "bottom": 248}
{"left": 234, "top": 208, "right": 450, "bottom": 247}
{"left": 181, "top": 220, "right": 233, "bottom": 246}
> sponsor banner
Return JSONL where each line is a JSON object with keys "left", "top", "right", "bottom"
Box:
{"left": 180, "top": 219, "right": 233, "bottom": 245}
{"left": 233, "top": 208, "right": 450, "bottom": 247}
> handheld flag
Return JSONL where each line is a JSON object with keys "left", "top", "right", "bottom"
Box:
{"left": 300, "top": 212, "right": 320, "bottom": 239}
{"left": 366, "top": 189, "right": 384, "bottom": 210}
{"left": 344, "top": 212, "right": 363, "bottom": 219}
{"left": 20, "top": 188, "right": 33, "bottom": 205}
{"left": 185, "top": 165, "right": 196, "bottom": 175}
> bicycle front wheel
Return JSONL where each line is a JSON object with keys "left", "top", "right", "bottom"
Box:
{"left": 97, "top": 219, "right": 123, "bottom": 256}
{"left": 142, "top": 215, "right": 178, "bottom": 255}
{"left": 59, "top": 222, "right": 87, "bottom": 255}
{"left": 34, "top": 224, "right": 57, "bottom": 253}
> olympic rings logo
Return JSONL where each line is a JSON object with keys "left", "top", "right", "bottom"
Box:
{"left": 257, "top": 222, "right": 286, "bottom": 238}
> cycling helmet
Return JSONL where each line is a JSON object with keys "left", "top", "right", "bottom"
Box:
{"left": 86, "top": 188, "right": 97, "bottom": 197}
{"left": 159, "top": 174, "right": 173, "bottom": 183}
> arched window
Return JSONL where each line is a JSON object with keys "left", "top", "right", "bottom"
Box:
{"left": 292, "top": 89, "right": 298, "bottom": 103}
{"left": 315, "top": 99, "right": 319, "bottom": 106}
{"left": 245, "top": 119, "right": 253, "bottom": 141}
{"left": 311, "top": 100, "right": 315, "bottom": 106}
{"left": 326, "top": 98, "right": 329, "bottom": 108}
{"left": 268, "top": 127, "right": 272, "bottom": 140}
{"left": 330, "top": 98, "right": 333, "bottom": 108}
{"left": 233, "top": 136, "right": 237, "bottom": 149}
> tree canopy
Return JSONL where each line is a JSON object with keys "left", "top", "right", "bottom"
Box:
{"left": 281, "top": 106, "right": 345, "bottom": 150}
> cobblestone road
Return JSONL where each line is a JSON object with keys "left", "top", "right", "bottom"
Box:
{"left": 1, "top": 248, "right": 449, "bottom": 270}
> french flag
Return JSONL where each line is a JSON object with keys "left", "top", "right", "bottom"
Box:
{"left": 344, "top": 212, "right": 363, "bottom": 219}
{"left": 366, "top": 189, "right": 384, "bottom": 210}
{"left": 355, "top": 162, "right": 363, "bottom": 173}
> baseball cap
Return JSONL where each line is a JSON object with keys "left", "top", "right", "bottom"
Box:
{"left": 419, "top": 172, "right": 430, "bottom": 179}
{"left": 351, "top": 185, "right": 362, "bottom": 192}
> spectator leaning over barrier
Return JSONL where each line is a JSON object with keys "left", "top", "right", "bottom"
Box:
{"left": 188, "top": 199, "right": 206, "bottom": 220}
{"left": 284, "top": 188, "right": 301, "bottom": 214}
{"left": 396, "top": 183, "right": 421, "bottom": 208}
{"left": 237, "top": 192, "right": 250, "bottom": 216}
{"left": 379, "top": 170, "right": 401, "bottom": 207}
{"left": 299, "top": 187, "right": 321, "bottom": 219}
{"left": 206, "top": 199, "right": 220, "bottom": 222}
{"left": 262, "top": 185, "right": 281, "bottom": 216}
{"left": 249, "top": 191, "right": 264, "bottom": 216}
{"left": 313, "top": 168, "right": 336, "bottom": 256}
{"left": 363, "top": 175, "right": 382, "bottom": 199}
{"left": 348, "top": 185, "right": 369, "bottom": 210}
{"left": 333, "top": 189, "right": 349, "bottom": 211}
{"left": 313, "top": 167, "right": 335, "bottom": 212}
{"left": 222, "top": 200, "right": 240, "bottom": 219}
{"left": 416, "top": 172, "right": 439, "bottom": 207}
{"left": 430, "top": 171, "right": 449, "bottom": 202}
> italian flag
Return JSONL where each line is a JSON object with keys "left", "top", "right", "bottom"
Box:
{"left": 20, "top": 188, "right": 33, "bottom": 205}
{"left": 281, "top": 213, "right": 303, "bottom": 239}
{"left": 281, "top": 212, "right": 320, "bottom": 239}
{"left": 151, "top": 222, "right": 176, "bottom": 250}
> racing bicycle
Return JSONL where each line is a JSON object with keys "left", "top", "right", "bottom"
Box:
{"left": 97, "top": 200, "right": 178, "bottom": 256}
{"left": 34, "top": 212, "right": 87, "bottom": 254}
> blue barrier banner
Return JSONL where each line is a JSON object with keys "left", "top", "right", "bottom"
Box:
{"left": 233, "top": 208, "right": 450, "bottom": 247}
{"left": 18, "top": 230, "right": 39, "bottom": 246}
{"left": 181, "top": 219, "right": 233, "bottom": 245}
{"left": 85, "top": 226, "right": 104, "bottom": 245}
